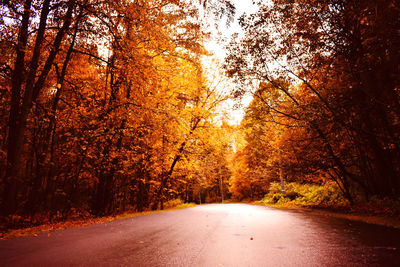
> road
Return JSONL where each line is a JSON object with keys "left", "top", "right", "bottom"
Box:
{"left": 1, "top": 204, "right": 399, "bottom": 266}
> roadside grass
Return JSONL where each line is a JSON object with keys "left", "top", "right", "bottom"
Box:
{"left": 0, "top": 202, "right": 197, "bottom": 240}
{"left": 255, "top": 182, "right": 400, "bottom": 229}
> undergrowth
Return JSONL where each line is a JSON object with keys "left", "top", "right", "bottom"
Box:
{"left": 258, "top": 181, "right": 348, "bottom": 208}
{"left": 258, "top": 182, "right": 400, "bottom": 216}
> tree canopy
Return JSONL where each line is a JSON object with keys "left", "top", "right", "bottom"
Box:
{"left": 1, "top": 0, "right": 399, "bottom": 228}
{"left": 225, "top": 0, "right": 400, "bottom": 202}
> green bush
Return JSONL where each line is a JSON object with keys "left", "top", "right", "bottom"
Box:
{"left": 260, "top": 181, "right": 346, "bottom": 207}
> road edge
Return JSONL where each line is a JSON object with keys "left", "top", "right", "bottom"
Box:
{"left": 253, "top": 203, "right": 400, "bottom": 230}
{"left": 0, "top": 203, "right": 197, "bottom": 240}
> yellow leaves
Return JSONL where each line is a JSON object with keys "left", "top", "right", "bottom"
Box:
{"left": 177, "top": 179, "right": 187, "bottom": 184}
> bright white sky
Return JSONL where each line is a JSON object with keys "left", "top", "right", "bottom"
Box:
{"left": 202, "top": 0, "right": 259, "bottom": 125}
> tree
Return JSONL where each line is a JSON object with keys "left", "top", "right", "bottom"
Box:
{"left": 225, "top": 0, "right": 400, "bottom": 201}
{"left": 0, "top": 0, "right": 232, "bottom": 225}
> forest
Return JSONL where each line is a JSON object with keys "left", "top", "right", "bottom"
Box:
{"left": 1, "top": 0, "right": 399, "bottom": 230}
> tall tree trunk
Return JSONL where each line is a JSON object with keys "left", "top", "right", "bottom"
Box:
{"left": 2, "top": 0, "right": 74, "bottom": 216}
{"left": 2, "top": 0, "right": 33, "bottom": 216}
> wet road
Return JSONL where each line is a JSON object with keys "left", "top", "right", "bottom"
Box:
{"left": 1, "top": 204, "right": 399, "bottom": 266}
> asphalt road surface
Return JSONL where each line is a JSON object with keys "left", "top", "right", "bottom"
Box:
{"left": 1, "top": 204, "right": 400, "bottom": 266}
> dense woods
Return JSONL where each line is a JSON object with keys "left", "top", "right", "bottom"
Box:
{"left": 0, "top": 0, "right": 234, "bottom": 227}
{"left": 226, "top": 0, "right": 400, "bottom": 204}
{"left": 1, "top": 0, "right": 399, "bottom": 230}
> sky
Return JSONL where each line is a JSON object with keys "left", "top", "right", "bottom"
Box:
{"left": 204, "top": 0, "right": 258, "bottom": 56}
{"left": 202, "top": 0, "right": 259, "bottom": 125}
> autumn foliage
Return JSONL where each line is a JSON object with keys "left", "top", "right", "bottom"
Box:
{"left": 0, "top": 0, "right": 234, "bottom": 228}
{"left": 1, "top": 0, "right": 399, "bottom": 230}
{"left": 226, "top": 0, "right": 400, "bottom": 204}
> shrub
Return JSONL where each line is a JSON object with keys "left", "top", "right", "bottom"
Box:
{"left": 163, "top": 199, "right": 184, "bottom": 209}
{"left": 260, "top": 181, "right": 347, "bottom": 207}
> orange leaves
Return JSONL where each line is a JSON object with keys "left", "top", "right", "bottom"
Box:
{"left": 0, "top": 0, "right": 234, "bottom": 222}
